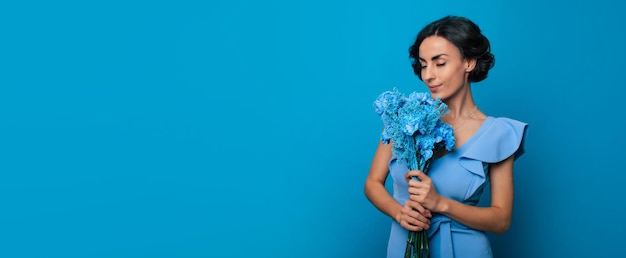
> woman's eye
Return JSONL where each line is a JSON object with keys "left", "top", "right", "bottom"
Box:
{"left": 420, "top": 65, "right": 427, "bottom": 69}
{"left": 436, "top": 62, "right": 446, "bottom": 66}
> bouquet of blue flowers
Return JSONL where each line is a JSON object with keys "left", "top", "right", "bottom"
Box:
{"left": 373, "top": 88, "right": 456, "bottom": 258}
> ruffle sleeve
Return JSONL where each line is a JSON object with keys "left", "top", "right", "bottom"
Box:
{"left": 459, "top": 117, "right": 528, "bottom": 178}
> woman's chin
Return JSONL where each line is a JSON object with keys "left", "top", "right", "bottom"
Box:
{"left": 430, "top": 92, "right": 445, "bottom": 100}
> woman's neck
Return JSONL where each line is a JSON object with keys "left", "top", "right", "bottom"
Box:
{"left": 443, "top": 86, "right": 476, "bottom": 120}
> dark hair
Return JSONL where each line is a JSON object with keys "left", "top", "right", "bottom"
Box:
{"left": 408, "top": 16, "right": 495, "bottom": 82}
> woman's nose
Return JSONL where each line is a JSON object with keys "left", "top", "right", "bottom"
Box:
{"left": 422, "top": 66, "right": 435, "bottom": 82}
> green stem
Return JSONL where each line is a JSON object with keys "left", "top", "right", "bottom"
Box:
{"left": 423, "top": 161, "right": 431, "bottom": 174}
{"left": 405, "top": 231, "right": 415, "bottom": 258}
{"left": 422, "top": 230, "right": 430, "bottom": 258}
{"left": 413, "top": 232, "right": 422, "bottom": 258}
{"left": 408, "top": 156, "right": 432, "bottom": 257}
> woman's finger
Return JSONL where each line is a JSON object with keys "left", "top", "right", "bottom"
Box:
{"left": 402, "top": 216, "right": 426, "bottom": 231}
{"left": 409, "top": 203, "right": 432, "bottom": 222}
{"left": 404, "top": 170, "right": 423, "bottom": 181}
{"left": 401, "top": 220, "right": 421, "bottom": 231}
{"left": 413, "top": 170, "right": 430, "bottom": 182}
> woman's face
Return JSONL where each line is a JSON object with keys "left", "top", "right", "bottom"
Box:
{"left": 418, "top": 36, "right": 474, "bottom": 101}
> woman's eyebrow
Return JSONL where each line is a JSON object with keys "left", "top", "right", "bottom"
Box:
{"left": 418, "top": 54, "right": 448, "bottom": 62}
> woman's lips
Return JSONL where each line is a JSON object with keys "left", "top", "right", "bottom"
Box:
{"left": 427, "top": 84, "right": 442, "bottom": 92}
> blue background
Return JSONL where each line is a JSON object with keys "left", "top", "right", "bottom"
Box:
{"left": 1, "top": 0, "right": 624, "bottom": 257}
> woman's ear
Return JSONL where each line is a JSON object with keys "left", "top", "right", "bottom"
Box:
{"left": 465, "top": 59, "right": 477, "bottom": 73}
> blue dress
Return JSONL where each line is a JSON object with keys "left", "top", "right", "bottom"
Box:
{"left": 386, "top": 116, "right": 528, "bottom": 258}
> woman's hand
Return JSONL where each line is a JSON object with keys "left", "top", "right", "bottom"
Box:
{"left": 405, "top": 170, "right": 444, "bottom": 212}
{"left": 398, "top": 200, "right": 431, "bottom": 231}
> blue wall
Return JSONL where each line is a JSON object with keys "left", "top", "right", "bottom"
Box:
{"left": 1, "top": 0, "right": 624, "bottom": 257}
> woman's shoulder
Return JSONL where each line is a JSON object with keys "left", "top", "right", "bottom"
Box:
{"left": 489, "top": 116, "right": 527, "bottom": 128}
{"left": 463, "top": 116, "right": 528, "bottom": 163}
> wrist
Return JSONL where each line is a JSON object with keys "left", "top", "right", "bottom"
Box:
{"left": 435, "top": 197, "right": 450, "bottom": 213}
{"left": 394, "top": 211, "right": 401, "bottom": 224}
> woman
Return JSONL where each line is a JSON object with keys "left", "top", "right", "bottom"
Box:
{"left": 364, "top": 16, "right": 528, "bottom": 258}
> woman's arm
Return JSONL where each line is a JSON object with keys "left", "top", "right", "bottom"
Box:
{"left": 407, "top": 155, "right": 514, "bottom": 234}
{"left": 365, "top": 140, "right": 431, "bottom": 231}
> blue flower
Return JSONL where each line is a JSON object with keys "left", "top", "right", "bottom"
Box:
{"left": 381, "top": 129, "right": 391, "bottom": 144}
{"left": 401, "top": 114, "right": 422, "bottom": 135}
{"left": 407, "top": 92, "right": 434, "bottom": 105}
{"left": 373, "top": 89, "right": 456, "bottom": 171}
{"left": 420, "top": 149, "right": 433, "bottom": 163}
{"left": 434, "top": 121, "right": 455, "bottom": 151}
{"left": 419, "top": 136, "right": 435, "bottom": 151}
{"left": 373, "top": 89, "right": 404, "bottom": 116}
